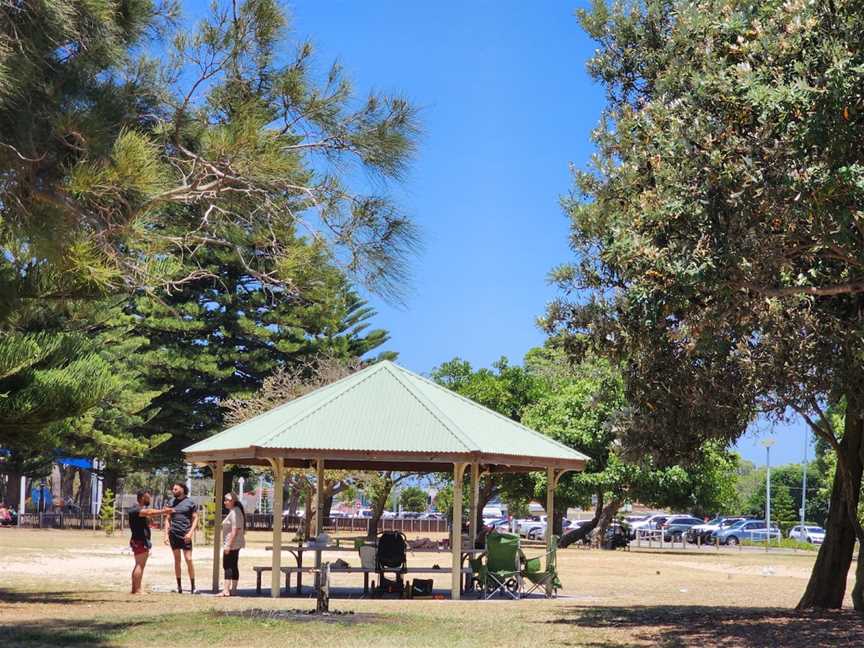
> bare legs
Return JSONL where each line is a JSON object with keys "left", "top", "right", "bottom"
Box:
{"left": 172, "top": 547, "right": 195, "bottom": 592}
{"left": 131, "top": 552, "right": 149, "bottom": 594}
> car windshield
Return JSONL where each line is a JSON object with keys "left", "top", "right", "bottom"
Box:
{"left": 728, "top": 519, "right": 748, "bottom": 528}
{"left": 705, "top": 518, "right": 722, "bottom": 525}
{"left": 806, "top": 527, "right": 825, "bottom": 533}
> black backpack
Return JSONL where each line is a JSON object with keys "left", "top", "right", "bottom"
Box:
{"left": 376, "top": 531, "right": 408, "bottom": 572}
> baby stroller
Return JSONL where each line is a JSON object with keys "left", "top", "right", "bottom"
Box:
{"left": 374, "top": 531, "right": 408, "bottom": 596}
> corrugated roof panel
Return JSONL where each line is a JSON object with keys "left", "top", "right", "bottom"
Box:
{"left": 258, "top": 367, "right": 472, "bottom": 452}
{"left": 399, "top": 365, "right": 588, "bottom": 460}
{"left": 183, "top": 360, "right": 589, "bottom": 463}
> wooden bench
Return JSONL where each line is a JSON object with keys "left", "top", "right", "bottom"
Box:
{"left": 253, "top": 565, "right": 472, "bottom": 595}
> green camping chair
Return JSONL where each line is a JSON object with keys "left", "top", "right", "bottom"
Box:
{"left": 471, "top": 531, "right": 523, "bottom": 599}
{"left": 522, "top": 534, "right": 561, "bottom": 598}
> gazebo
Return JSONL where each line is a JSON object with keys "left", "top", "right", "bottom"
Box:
{"left": 183, "top": 360, "right": 588, "bottom": 599}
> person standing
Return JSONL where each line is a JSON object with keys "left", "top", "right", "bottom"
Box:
{"left": 128, "top": 490, "right": 170, "bottom": 594}
{"left": 217, "top": 492, "right": 246, "bottom": 596}
{"left": 164, "top": 482, "right": 198, "bottom": 593}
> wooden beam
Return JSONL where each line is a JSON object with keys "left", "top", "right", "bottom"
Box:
{"left": 211, "top": 460, "right": 224, "bottom": 593}
{"left": 185, "top": 448, "right": 587, "bottom": 472}
{"left": 269, "top": 458, "right": 284, "bottom": 598}
{"left": 451, "top": 462, "right": 468, "bottom": 600}
{"left": 314, "top": 458, "right": 325, "bottom": 590}
{"left": 468, "top": 462, "right": 480, "bottom": 548}
{"left": 545, "top": 467, "right": 555, "bottom": 548}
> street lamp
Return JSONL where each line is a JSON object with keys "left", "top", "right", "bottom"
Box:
{"left": 762, "top": 438, "right": 776, "bottom": 548}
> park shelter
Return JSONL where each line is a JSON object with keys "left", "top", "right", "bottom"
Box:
{"left": 183, "top": 360, "right": 588, "bottom": 598}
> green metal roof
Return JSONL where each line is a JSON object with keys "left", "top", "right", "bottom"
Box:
{"left": 183, "top": 360, "right": 588, "bottom": 470}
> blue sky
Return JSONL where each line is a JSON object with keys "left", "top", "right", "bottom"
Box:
{"left": 277, "top": 2, "right": 811, "bottom": 466}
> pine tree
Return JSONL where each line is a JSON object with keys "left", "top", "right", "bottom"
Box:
{"left": 1, "top": 0, "right": 419, "bottom": 296}
{"left": 135, "top": 253, "right": 395, "bottom": 463}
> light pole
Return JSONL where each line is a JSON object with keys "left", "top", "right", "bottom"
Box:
{"left": 762, "top": 438, "right": 776, "bottom": 549}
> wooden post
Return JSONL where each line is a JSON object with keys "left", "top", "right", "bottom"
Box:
{"left": 451, "top": 462, "right": 467, "bottom": 600}
{"left": 468, "top": 462, "right": 480, "bottom": 548}
{"left": 270, "top": 458, "right": 284, "bottom": 598}
{"left": 545, "top": 467, "right": 555, "bottom": 548}
{"left": 315, "top": 458, "right": 325, "bottom": 590}
{"left": 211, "top": 460, "right": 224, "bottom": 593}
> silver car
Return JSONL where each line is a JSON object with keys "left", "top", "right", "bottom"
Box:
{"left": 788, "top": 525, "right": 826, "bottom": 544}
{"left": 711, "top": 519, "right": 781, "bottom": 545}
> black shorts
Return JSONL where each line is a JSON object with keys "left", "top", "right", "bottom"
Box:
{"left": 169, "top": 532, "right": 193, "bottom": 551}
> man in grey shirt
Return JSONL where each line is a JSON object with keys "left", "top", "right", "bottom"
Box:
{"left": 164, "top": 482, "right": 198, "bottom": 593}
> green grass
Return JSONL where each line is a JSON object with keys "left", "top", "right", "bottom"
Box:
{"left": 740, "top": 538, "right": 818, "bottom": 551}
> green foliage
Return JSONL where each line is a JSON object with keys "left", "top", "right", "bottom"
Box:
{"left": 746, "top": 481, "right": 797, "bottom": 528}
{"left": 136, "top": 277, "right": 393, "bottom": 463}
{"left": 399, "top": 486, "right": 428, "bottom": 513}
{"left": 545, "top": 0, "right": 864, "bottom": 465}
{"left": 100, "top": 489, "right": 116, "bottom": 536}
{"left": 0, "top": 0, "right": 420, "bottom": 298}
{"left": 203, "top": 500, "right": 216, "bottom": 545}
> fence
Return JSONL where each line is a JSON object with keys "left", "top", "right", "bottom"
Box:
{"left": 246, "top": 514, "right": 449, "bottom": 534}
{"left": 17, "top": 512, "right": 104, "bottom": 530}
{"left": 16, "top": 511, "right": 449, "bottom": 535}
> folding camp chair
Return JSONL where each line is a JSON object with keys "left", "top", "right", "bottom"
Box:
{"left": 472, "top": 531, "right": 522, "bottom": 599}
{"left": 522, "top": 534, "right": 561, "bottom": 598}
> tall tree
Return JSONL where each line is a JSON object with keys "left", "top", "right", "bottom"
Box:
{"left": 546, "top": 0, "right": 864, "bottom": 608}
{"left": 0, "top": 1, "right": 420, "bottom": 461}
{"left": 430, "top": 357, "right": 547, "bottom": 530}
{"left": 134, "top": 241, "right": 395, "bottom": 462}
{"left": 521, "top": 349, "right": 740, "bottom": 540}
{"left": 1, "top": 0, "right": 419, "bottom": 295}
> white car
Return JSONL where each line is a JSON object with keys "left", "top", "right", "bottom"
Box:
{"left": 789, "top": 525, "right": 826, "bottom": 544}
{"left": 627, "top": 513, "right": 668, "bottom": 537}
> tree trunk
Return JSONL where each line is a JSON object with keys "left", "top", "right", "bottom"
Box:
{"left": 853, "top": 549, "right": 864, "bottom": 610}
{"left": 321, "top": 494, "right": 334, "bottom": 522}
{"left": 559, "top": 491, "right": 603, "bottom": 547}
{"left": 367, "top": 477, "right": 393, "bottom": 540}
{"left": 475, "top": 477, "right": 497, "bottom": 534}
{"left": 77, "top": 469, "right": 91, "bottom": 513}
{"left": 590, "top": 498, "right": 622, "bottom": 546}
{"left": 286, "top": 482, "right": 300, "bottom": 518}
{"left": 5, "top": 470, "right": 22, "bottom": 510}
{"left": 797, "top": 393, "right": 864, "bottom": 609}
{"left": 60, "top": 465, "right": 76, "bottom": 501}
{"left": 303, "top": 484, "right": 313, "bottom": 539}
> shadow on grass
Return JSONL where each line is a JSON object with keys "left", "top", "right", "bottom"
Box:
{"left": 548, "top": 605, "right": 864, "bottom": 647}
{"left": 0, "top": 588, "right": 122, "bottom": 605}
{"left": 0, "top": 618, "right": 141, "bottom": 647}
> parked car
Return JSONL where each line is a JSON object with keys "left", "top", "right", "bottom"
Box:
{"left": 420, "top": 512, "right": 444, "bottom": 521}
{"left": 519, "top": 516, "right": 547, "bottom": 539}
{"left": 628, "top": 514, "right": 669, "bottom": 538}
{"left": 514, "top": 515, "right": 545, "bottom": 536}
{"left": 623, "top": 514, "right": 648, "bottom": 525}
{"left": 661, "top": 516, "right": 705, "bottom": 541}
{"left": 788, "top": 525, "right": 826, "bottom": 544}
{"left": 602, "top": 522, "right": 629, "bottom": 550}
{"left": 711, "top": 519, "right": 781, "bottom": 545}
{"left": 484, "top": 517, "right": 511, "bottom": 532}
{"left": 686, "top": 516, "right": 746, "bottom": 543}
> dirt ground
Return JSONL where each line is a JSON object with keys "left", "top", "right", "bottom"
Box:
{"left": 1, "top": 528, "right": 861, "bottom": 647}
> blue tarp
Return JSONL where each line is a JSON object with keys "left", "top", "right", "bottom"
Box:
{"left": 30, "top": 485, "right": 51, "bottom": 505}
{"left": 55, "top": 456, "right": 93, "bottom": 470}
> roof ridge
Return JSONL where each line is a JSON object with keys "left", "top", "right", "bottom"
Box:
{"left": 403, "top": 365, "right": 589, "bottom": 460}
{"left": 255, "top": 362, "right": 388, "bottom": 448}
{"left": 385, "top": 363, "right": 478, "bottom": 453}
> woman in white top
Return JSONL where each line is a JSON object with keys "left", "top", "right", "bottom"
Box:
{"left": 218, "top": 492, "right": 246, "bottom": 596}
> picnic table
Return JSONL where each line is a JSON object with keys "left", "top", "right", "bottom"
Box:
{"left": 260, "top": 542, "right": 485, "bottom": 594}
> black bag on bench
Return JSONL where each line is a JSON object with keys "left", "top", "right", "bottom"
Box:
{"left": 410, "top": 578, "right": 434, "bottom": 598}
